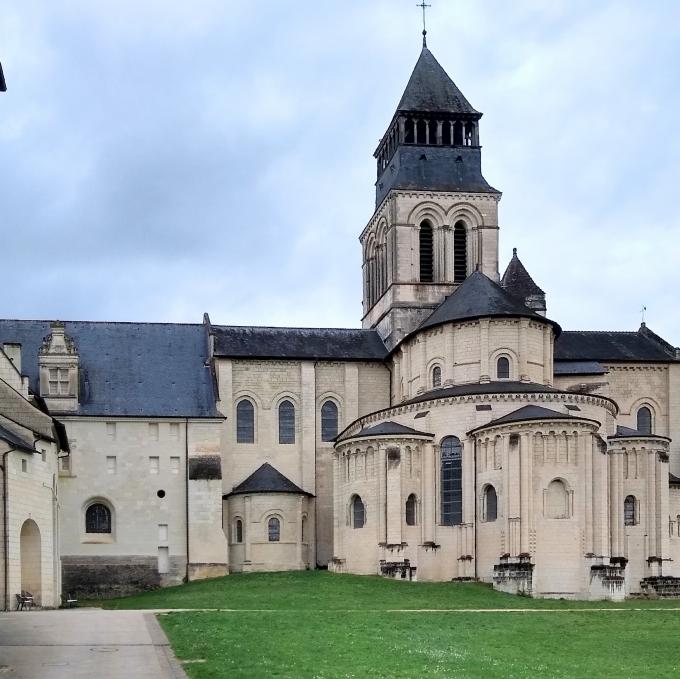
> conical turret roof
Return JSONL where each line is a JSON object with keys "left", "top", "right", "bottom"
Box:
{"left": 397, "top": 47, "right": 479, "bottom": 115}
{"left": 501, "top": 248, "right": 545, "bottom": 299}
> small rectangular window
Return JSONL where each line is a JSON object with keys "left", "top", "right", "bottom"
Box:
{"left": 169, "top": 423, "right": 180, "bottom": 440}
{"left": 48, "top": 367, "right": 70, "bottom": 395}
{"left": 60, "top": 456, "right": 71, "bottom": 472}
{"left": 170, "top": 456, "right": 180, "bottom": 474}
{"left": 21, "top": 458, "right": 28, "bottom": 473}
{"left": 149, "top": 456, "right": 160, "bottom": 474}
{"left": 158, "top": 546, "right": 169, "bottom": 574}
{"left": 149, "top": 423, "right": 159, "bottom": 441}
{"left": 158, "top": 524, "right": 168, "bottom": 542}
{"left": 106, "top": 422, "right": 117, "bottom": 440}
{"left": 41, "top": 449, "right": 46, "bottom": 463}
{"left": 106, "top": 456, "right": 117, "bottom": 474}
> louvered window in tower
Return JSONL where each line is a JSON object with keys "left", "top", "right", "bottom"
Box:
{"left": 419, "top": 222, "right": 434, "bottom": 282}
{"left": 454, "top": 222, "right": 467, "bottom": 282}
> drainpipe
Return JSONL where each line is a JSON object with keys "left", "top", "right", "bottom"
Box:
{"left": 185, "top": 418, "right": 190, "bottom": 582}
{"left": 1, "top": 448, "right": 14, "bottom": 611}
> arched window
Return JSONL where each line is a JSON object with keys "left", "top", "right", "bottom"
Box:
{"left": 352, "top": 495, "right": 365, "bottom": 528}
{"left": 432, "top": 365, "right": 442, "bottom": 388}
{"left": 235, "top": 519, "right": 243, "bottom": 543}
{"left": 624, "top": 495, "right": 637, "bottom": 526}
{"left": 546, "top": 479, "right": 569, "bottom": 519}
{"left": 278, "top": 400, "right": 295, "bottom": 444}
{"left": 236, "top": 399, "right": 255, "bottom": 443}
{"left": 85, "top": 503, "right": 111, "bottom": 534}
{"left": 405, "top": 493, "right": 418, "bottom": 526}
{"left": 267, "top": 517, "right": 280, "bottom": 542}
{"left": 440, "top": 436, "right": 463, "bottom": 525}
{"left": 484, "top": 485, "right": 498, "bottom": 522}
{"left": 321, "top": 400, "right": 339, "bottom": 442}
{"left": 453, "top": 221, "right": 467, "bottom": 283}
{"left": 496, "top": 356, "right": 510, "bottom": 380}
{"left": 419, "top": 221, "right": 434, "bottom": 282}
{"left": 637, "top": 406, "right": 652, "bottom": 435}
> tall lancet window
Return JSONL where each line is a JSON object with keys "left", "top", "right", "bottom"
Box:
{"left": 419, "top": 221, "right": 434, "bottom": 282}
{"left": 440, "top": 436, "right": 463, "bottom": 525}
{"left": 454, "top": 221, "right": 467, "bottom": 283}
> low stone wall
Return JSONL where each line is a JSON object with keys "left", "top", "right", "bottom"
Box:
{"left": 61, "top": 555, "right": 171, "bottom": 599}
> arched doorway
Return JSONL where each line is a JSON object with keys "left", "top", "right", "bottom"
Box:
{"left": 20, "top": 519, "right": 41, "bottom": 603}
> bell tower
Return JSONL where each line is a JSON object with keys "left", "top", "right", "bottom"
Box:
{"left": 361, "top": 41, "right": 501, "bottom": 350}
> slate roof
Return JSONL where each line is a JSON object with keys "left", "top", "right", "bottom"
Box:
{"left": 482, "top": 405, "right": 581, "bottom": 427}
{"left": 609, "top": 425, "right": 670, "bottom": 440}
{"left": 402, "top": 381, "right": 560, "bottom": 406}
{"left": 340, "top": 421, "right": 433, "bottom": 442}
{"left": 555, "top": 327, "right": 678, "bottom": 363}
{"left": 415, "top": 272, "right": 560, "bottom": 336}
{"left": 397, "top": 47, "right": 479, "bottom": 115}
{"left": 0, "top": 320, "right": 220, "bottom": 418}
{"left": 211, "top": 325, "right": 388, "bottom": 362}
{"left": 554, "top": 361, "right": 608, "bottom": 376}
{"left": 0, "top": 423, "right": 35, "bottom": 452}
{"left": 0, "top": 378, "right": 55, "bottom": 440}
{"left": 224, "top": 463, "right": 312, "bottom": 498}
{"left": 501, "top": 248, "right": 545, "bottom": 299}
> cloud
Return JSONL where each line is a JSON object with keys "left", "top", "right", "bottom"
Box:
{"left": 1, "top": 1, "right": 679, "bottom": 344}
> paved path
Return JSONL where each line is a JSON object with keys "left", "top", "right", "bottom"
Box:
{"left": 0, "top": 609, "right": 187, "bottom": 679}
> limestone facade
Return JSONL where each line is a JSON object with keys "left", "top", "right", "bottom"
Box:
{"left": 2, "top": 40, "right": 680, "bottom": 605}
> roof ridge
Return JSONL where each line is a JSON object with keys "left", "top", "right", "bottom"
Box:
{"left": 561, "top": 330, "right": 639, "bottom": 335}
{"left": 0, "top": 318, "right": 203, "bottom": 327}
{"left": 211, "top": 325, "right": 374, "bottom": 333}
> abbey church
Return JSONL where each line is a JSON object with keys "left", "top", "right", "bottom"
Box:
{"left": 2, "top": 40, "right": 680, "bottom": 608}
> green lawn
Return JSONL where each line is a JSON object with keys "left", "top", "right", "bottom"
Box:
{"left": 94, "top": 572, "right": 680, "bottom": 678}
{"left": 97, "top": 570, "right": 679, "bottom": 610}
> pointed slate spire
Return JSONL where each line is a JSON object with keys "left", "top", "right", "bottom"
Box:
{"left": 396, "top": 47, "right": 479, "bottom": 115}
{"left": 501, "top": 248, "right": 547, "bottom": 316}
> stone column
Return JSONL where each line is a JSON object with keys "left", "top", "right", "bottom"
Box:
{"left": 296, "top": 496, "right": 304, "bottom": 568}
{"left": 423, "top": 443, "right": 436, "bottom": 543}
{"left": 445, "top": 325, "right": 455, "bottom": 384}
{"left": 519, "top": 319, "right": 529, "bottom": 382}
{"left": 646, "top": 448, "right": 656, "bottom": 559}
{"left": 656, "top": 450, "right": 671, "bottom": 564}
{"left": 386, "top": 448, "right": 402, "bottom": 546}
{"left": 436, "top": 120, "right": 443, "bottom": 145}
{"left": 418, "top": 337, "right": 427, "bottom": 393}
{"left": 244, "top": 496, "right": 252, "bottom": 563}
{"left": 377, "top": 445, "right": 387, "bottom": 544}
{"left": 543, "top": 326, "right": 552, "bottom": 386}
{"left": 583, "top": 433, "right": 594, "bottom": 555}
{"left": 300, "top": 362, "right": 316, "bottom": 492}
{"left": 480, "top": 319, "right": 490, "bottom": 382}
{"left": 520, "top": 432, "right": 531, "bottom": 554}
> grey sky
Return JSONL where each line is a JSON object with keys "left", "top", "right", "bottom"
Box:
{"left": 2, "top": 1, "right": 679, "bottom": 343}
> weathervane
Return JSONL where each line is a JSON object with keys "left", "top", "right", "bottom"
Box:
{"left": 417, "top": 1, "right": 431, "bottom": 47}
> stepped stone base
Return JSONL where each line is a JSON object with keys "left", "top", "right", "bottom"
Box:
{"left": 640, "top": 576, "right": 680, "bottom": 598}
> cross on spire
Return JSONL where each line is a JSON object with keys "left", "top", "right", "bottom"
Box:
{"left": 417, "top": 1, "right": 431, "bottom": 47}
